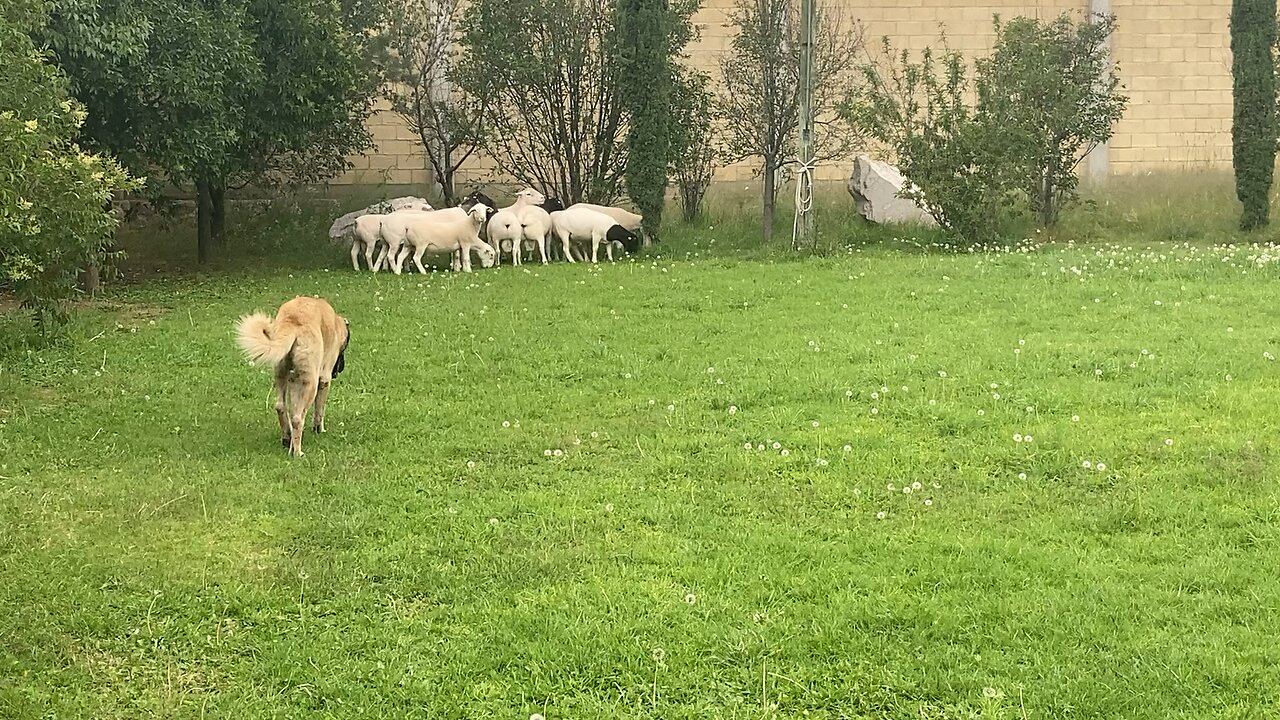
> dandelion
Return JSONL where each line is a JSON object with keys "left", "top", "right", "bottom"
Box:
{"left": 911, "top": 481, "right": 922, "bottom": 490}
{"left": 706, "top": 366, "right": 715, "bottom": 374}
{"left": 1013, "top": 433, "right": 1023, "bottom": 442}
{"left": 466, "top": 460, "right": 476, "bottom": 469}
{"left": 875, "top": 511, "right": 887, "bottom": 520}
{"left": 624, "top": 373, "right": 633, "bottom": 379}
{"left": 903, "top": 486, "right": 912, "bottom": 494}
{"left": 929, "top": 399, "right": 937, "bottom": 406}
{"left": 1017, "top": 472, "right": 1027, "bottom": 480}
{"left": 990, "top": 383, "right": 999, "bottom": 389}
{"left": 728, "top": 405, "right": 738, "bottom": 414}
{"left": 772, "top": 441, "right": 781, "bottom": 450}
{"left": 544, "top": 449, "right": 553, "bottom": 456}
{"left": 887, "top": 483, "right": 896, "bottom": 491}
{"left": 1095, "top": 368, "right": 1103, "bottom": 376}
{"left": 1025, "top": 406, "right": 1034, "bottom": 413}
{"left": 1018, "top": 339, "right": 1026, "bottom": 346}
{"left": 993, "top": 393, "right": 1001, "bottom": 400}
{"left": 932, "top": 482, "right": 941, "bottom": 489}
{"left": 923, "top": 499, "right": 933, "bottom": 507}
{"left": 1082, "top": 460, "right": 1093, "bottom": 469}
{"left": 982, "top": 687, "right": 999, "bottom": 699}
{"left": 938, "top": 370, "right": 948, "bottom": 378}
{"left": 756, "top": 444, "right": 765, "bottom": 451}
{"left": 590, "top": 431, "right": 598, "bottom": 438}
{"left": 744, "top": 442, "right": 753, "bottom": 450}
{"left": 1266, "top": 352, "right": 1276, "bottom": 362}
{"left": 648, "top": 399, "right": 656, "bottom": 405}
{"left": 1024, "top": 435, "right": 1034, "bottom": 443}
{"left": 1097, "top": 462, "right": 1107, "bottom": 471}
{"left": 811, "top": 420, "right": 820, "bottom": 428}
{"left": 553, "top": 449, "right": 563, "bottom": 457}
{"left": 1072, "top": 415, "right": 1080, "bottom": 422}
{"left": 977, "top": 409, "right": 985, "bottom": 416}
{"left": 666, "top": 404, "right": 675, "bottom": 411}
{"left": 780, "top": 449, "right": 790, "bottom": 457}
{"left": 531, "top": 714, "right": 545, "bottom": 720}
{"left": 651, "top": 648, "right": 665, "bottom": 662}
{"left": 843, "top": 444, "right": 852, "bottom": 452}
{"left": 1164, "top": 438, "right": 1173, "bottom": 446}
{"left": 488, "top": 518, "right": 499, "bottom": 525}
{"left": 816, "top": 458, "right": 829, "bottom": 467}
{"left": 870, "top": 407, "right": 879, "bottom": 415}
{"left": 502, "top": 420, "right": 511, "bottom": 428}
{"left": 880, "top": 385, "right": 888, "bottom": 393}
{"left": 871, "top": 392, "right": 880, "bottom": 400}
{"left": 684, "top": 593, "right": 697, "bottom": 604}
{"left": 845, "top": 390, "right": 853, "bottom": 397}
{"left": 604, "top": 503, "right": 614, "bottom": 512}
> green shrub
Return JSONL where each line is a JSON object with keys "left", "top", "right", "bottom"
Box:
{"left": 0, "top": 0, "right": 139, "bottom": 333}
{"left": 1232, "top": 0, "right": 1277, "bottom": 230}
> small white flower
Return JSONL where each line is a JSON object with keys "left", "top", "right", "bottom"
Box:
{"left": 684, "top": 593, "right": 697, "bottom": 604}
{"left": 938, "top": 370, "right": 947, "bottom": 378}
{"left": 870, "top": 407, "right": 879, "bottom": 415}
{"left": 706, "top": 366, "right": 715, "bottom": 374}
{"left": 843, "top": 444, "right": 852, "bottom": 452}
{"left": 488, "top": 518, "right": 499, "bottom": 525}
{"left": 604, "top": 503, "right": 614, "bottom": 512}
{"left": 756, "top": 444, "right": 765, "bottom": 451}
{"left": 1082, "top": 460, "right": 1093, "bottom": 469}
{"left": 1095, "top": 369, "right": 1103, "bottom": 376}
{"left": 845, "top": 390, "right": 853, "bottom": 397}
{"left": 990, "top": 383, "right": 999, "bottom": 389}
{"left": 553, "top": 449, "right": 563, "bottom": 457}
{"left": 923, "top": 498, "right": 933, "bottom": 507}
{"left": 1072, "top": 415, "right": 1080, "bottom": 422}
{"left": 929, "top": 399, "right": 937, "bottom": 406}
{"left": 887, "top": 483, "right": 896, "bottom": 491}
{"left": 977, "top": 409, "right": 985, "bottom": 416}
{"left": 911, "top": 481, "right": 922, "bottom": 490}
{"left": 744, "top": 442, "right": 753, "bottom": 450}
{"left": 993, "top": 393, "right": 1001, "bottom": 400}
{"left": 1097, "top": 462, "right": 1107, "bottom": 471}
{"left": 931, "top": 482, "right": 941, "bottom": 489}
{"left": 875, "top": 511, "right": 887, "bottom": 520}
{"left": 772, "top": 441, "right": 781, "bottom": 450}
{"left": 531, "top": 714, "right": 545, "bottom": 720}
{"left": 1017, "top": 472, "right": 1027, "bottom": 480}
{"left": 983, "top": 687, "right": 999, "bottom": 699}
{"left": 544, "top": 449, "right": 552, "bottom": 456}
{"left": 728, "top": 405, "right": 738, "bottom": 414}
{"left": 811, "top": 420, "right": 820, "bottom": 428}
{"left": 666, "top": 404, "right": 675, "bottom": 412}
{"left": 780, "top": 449, "right": 789, "bottom": 457}
{"left": 902, "top": 486, "right": 912, "bottom": 494}
{"left": 1013, "top": 433, "right": 1023, "bottom": 442}
{"left": 590, "top": 431, "right": 598, "bottom": 438}
{"left": 1024, "top": 435, "right": 1033, "bottom": 443}
{"left": 1025, "top": 406, "right": 1034, "bottom": 413}
{"left": 466, "top": 460, "right": 476, "bottom": 469}
{"left": 502, "top": 420, "right": 511, "bottom": 428}
{"left": 1164, "top": 438, "right": 1173, "bottom": 446}
{"left": 624, "top": 372, "right": 633, "bottom": 379}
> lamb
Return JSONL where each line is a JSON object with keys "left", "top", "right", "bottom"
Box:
{"left": 398, "top": 202, "right": 497, "bottom": 274}
{"left": 372, "top": 207, "right": 473, "bottom": 272}
{"left": 548, "top": 206, "right": 642, "bottom": 263}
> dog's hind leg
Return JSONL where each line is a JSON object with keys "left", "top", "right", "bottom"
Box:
{"left": 287, "top": 375, "right": 318, "bottom": 457}
{"left": 312, "top": 379, "right": 331, "bottom": 434}
{"left": 275, "top": 366, "right": 290, "bottom": 448}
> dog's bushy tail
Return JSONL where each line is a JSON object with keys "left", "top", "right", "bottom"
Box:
{"left": 235, "top": 312, "right": 295, "bottom": 366}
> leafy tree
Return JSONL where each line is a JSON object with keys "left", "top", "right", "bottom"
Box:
{"left": 382, "top": 0, "right": 487, "bottom": 206}
{"left": 455, "top": 0, "right": 697, "bottom": 205}
{"left": 41, "top": 0, "right": 381, "bottom": 263}
{"left": 976, "top": 14, "right": 1127, "bottom": 227}
{"left": 2, "top": 0, "right": 139, "bottom": 332}
{"left": 617, "top": 0, "right": 674, "bottom": 241}
{"left": 717, "top": 0, "right": 861, "bottom": 242}
{"left": 1232, "top": 0, "right": 1277, "bottom": 230}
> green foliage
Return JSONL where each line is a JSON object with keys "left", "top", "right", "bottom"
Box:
{"left": 977, "top": 14, "right": 1127, "bottom": 227}
{"left": 617, "top": 0, "right": 674, "bottom": 240}
{"left": 1, "top": 0, "right": 139, "bottom": 333}
{"left": 382, "top": 0, "right": 486, "bottom": 206}
{"left": 716, "top": 0, "right": 861, "bottom": 242}
{"left": 846, "top": 13, "right": 1128, "bottom": 241}
{"left": 845, "top": 38, "right": 1016, "bottom": 242}
{"left": 1231, "top": 0, "right": 1277, "bottom": 230}
{"left": 669, "top": 70, "right": 716, "bottom": 223}
{"left": 40, "top": 0, "right": 380, "bottom": 260}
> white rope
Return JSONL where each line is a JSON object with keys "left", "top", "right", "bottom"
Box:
{"left": 791, "top": 159, "right": 816, "bottom": 249}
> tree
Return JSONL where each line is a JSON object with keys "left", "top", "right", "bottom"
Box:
{"left": 41, "top": 0, "right": 382, "bottom": 263}
{"left": 2, "top": 0, "right": 139, "bottom": 333}
{"left": 717, "top": 0, "right": 861, "bottom": 242}
{"left": 455, "top": 0, "right": 698, "bottom": 205}
{"left": 382, "top": 0, "right": 488, "bottom": 206}
{"left": 617, "top": 0, "right": 674, "bottom": 241}
{"left": 1232, "top": 0, "right": 1277, "bottom": 230}
{"left": 976, "top": 14, "right": 1127, "bottom": 227}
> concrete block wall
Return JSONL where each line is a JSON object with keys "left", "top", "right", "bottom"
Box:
{"left": 333, "top": 0, "right": 1235, "bottom": 189}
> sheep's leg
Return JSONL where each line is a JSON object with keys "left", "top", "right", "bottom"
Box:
{"left": 537, "top": 236, "right": 548, "bottom": 264}
{"left": 372, "top": 245, "right": 387, "bottom": 273}
{"left": 558, "top": 230, "right": 576, "bottom": 263}
{"left": 412, "top": 246, "right": 429, "bottom": 275}
{"left": 461, "top": 245, "right": 473, "bottom": 272}
{"left": 511, "top": 237, "right": 521, "bottom": 266}
{"left": 606, "top": 239, "right": 615, "bottom": 262}
{"left": 390, "top": 243, "right": 407, "bottom": 275}
{"left": 350, "top": 241, "right": 362, "bottom": 271}
{"left": 451, "top": 250, "right": 461, "bottom": 272}
{"left": 591, "top": 234, "right": 600, "bottom": 264}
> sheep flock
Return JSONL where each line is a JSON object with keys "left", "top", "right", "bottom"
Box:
{"left": 327, "top": 188, "right": 645, "bottom": 274}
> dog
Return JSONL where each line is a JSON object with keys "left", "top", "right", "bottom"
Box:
{"left": 235, "top": 296, "right": 350, "bottom": 457}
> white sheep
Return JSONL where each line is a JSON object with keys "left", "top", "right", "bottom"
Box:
{"left": 373, "top": 207, "right": 471, "bottom": 273}
{"left": 516, "top": 204, "right": 553, "bottom": 264}
{"left": 568, "top": 203, "right": 642, "bottom": 232}
{"left": 490, "top": 188, "right": 547, "bottom": 265}
{"left": 398, "top": 203, "right": 497, "bottom": 274}
{"left": 548, "top": 206, "right": 642, "bottom": 263}
{"left": 342, "top": 200, "right": 432, "bottom": 271}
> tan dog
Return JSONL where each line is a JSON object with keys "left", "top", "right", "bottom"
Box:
{"left": 235, "top": 296, "right": 350, "bottom": 457}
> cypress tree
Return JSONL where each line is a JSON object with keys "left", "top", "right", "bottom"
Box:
{"left": 1231, "top": 0, "right": 1277, "bottom": 230}
{"left": 618, "top": 0, "right": 672, "bottom": 243}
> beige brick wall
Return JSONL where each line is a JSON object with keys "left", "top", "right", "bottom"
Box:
{"left": 334, "top": 0, "right": 1234, "bottom": 190}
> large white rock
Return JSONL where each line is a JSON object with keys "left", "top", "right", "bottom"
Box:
{"left": 847, "top": 154, "right": 936, "bottom": 226}
{"left": 328, "top": 196, "right": 433, "bottom": 244}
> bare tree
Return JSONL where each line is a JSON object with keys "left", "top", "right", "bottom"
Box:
{"left": 716, "top": 0, "right": 862, "bottom": 241}
{"left": 383, "top": 0, "right": 488, "bottom": 206}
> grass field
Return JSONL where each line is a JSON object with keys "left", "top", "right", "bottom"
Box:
{"left": 3, "top": 196, "right": 1280, "bottom": 717}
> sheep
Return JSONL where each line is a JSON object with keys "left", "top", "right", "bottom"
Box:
{"left": 548, "top": 206, "right": 642, "bottom": 263}
{"left": 373, "top": 207, "right": 475, "bottom": 273}
{"left": 352, "top": 208, "right": 435, "bottom": 272}
{"left": 339, "top": 199, "right": 432, "bottom": 271}
{"left": 491, "top": 188, "right": 546, "bottom": 265}
{"left": 567, "top": 203, "right": 642, "bottom": 232}
{"left": 398, "top": 202, "right": 497, "bottom": 274}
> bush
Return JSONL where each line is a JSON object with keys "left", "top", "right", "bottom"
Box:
{"left": 669, "top": 70, "right": 716, "bottom": 223}
{"left": 1, "top": 0, "right": 139, "bottom": 333}
{"left": 845, "top": 12, "right": 1127, "bottom": 241}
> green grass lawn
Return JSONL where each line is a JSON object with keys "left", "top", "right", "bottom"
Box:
{"left": 2, "top": 227, "right": 1280, "bottom": 718}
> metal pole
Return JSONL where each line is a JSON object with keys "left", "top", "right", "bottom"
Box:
{"left": 794, "top": 0, "right": 816, "bottom": 250}
{"left": 1086, "top": 0, "right": 1111, "bottom": 182}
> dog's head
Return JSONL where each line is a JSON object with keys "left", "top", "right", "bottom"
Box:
{"left": 334, "top": 318, "right": 350, "bottom": 377}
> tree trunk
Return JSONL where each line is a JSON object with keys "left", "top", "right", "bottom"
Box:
{"left": 211, "top": 181, "right": 227, "bottom": 246}
{"left": 762, "top": 165, "right": 776, "bottom": 242}
{"left": 197, "top": 178, "right": 213, "bottom": 265}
